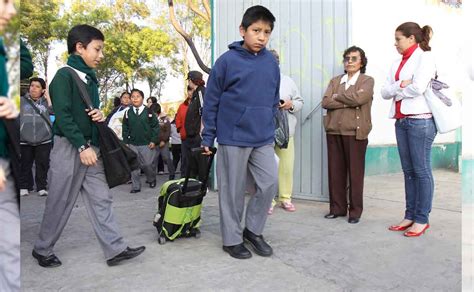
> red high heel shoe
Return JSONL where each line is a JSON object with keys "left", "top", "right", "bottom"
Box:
{"left": 404, "top": 224, "right": 430, "bottom": 237}
{"left": 388, "top": 222, "right": 413, "bottom": 231}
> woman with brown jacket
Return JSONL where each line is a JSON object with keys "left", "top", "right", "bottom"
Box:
{"left": 322, "top": 46, "right": 374, "bottom": 224}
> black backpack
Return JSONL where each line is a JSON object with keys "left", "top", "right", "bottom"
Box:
{"left": 184, "top": 86, "right": 205, "bottom": 138}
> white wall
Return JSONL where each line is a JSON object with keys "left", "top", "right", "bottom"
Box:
{"left": 351, "top": 0, "right": 464, "bottom": 145}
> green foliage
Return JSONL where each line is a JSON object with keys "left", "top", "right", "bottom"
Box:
{"left": 101, "top": 96, "right": 116, "bottom": 116}
{"left": 19, "top": 0, "right": 211, "bottom": 105}
{"left": 20, "top": 0, "right": 66, "bottom": 78}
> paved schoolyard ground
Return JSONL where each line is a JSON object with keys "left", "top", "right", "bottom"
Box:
{"left": 20, "top": 170, "right": 462, "bottom": 291}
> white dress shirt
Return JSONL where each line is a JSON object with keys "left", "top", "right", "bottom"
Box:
{"left": 340, "top": 70, "right": 360, "bottom": 90}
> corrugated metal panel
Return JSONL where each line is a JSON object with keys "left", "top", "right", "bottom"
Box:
{"left": 213, "top": 0, "right": 349, "bottom": 201}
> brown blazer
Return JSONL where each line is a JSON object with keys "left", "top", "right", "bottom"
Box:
{"left": 322, "top": 73, "right": 374, "bottom": 140}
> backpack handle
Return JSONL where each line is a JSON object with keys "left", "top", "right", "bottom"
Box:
{"left": 182, "top": 147, "right": 217, "bottom": 194}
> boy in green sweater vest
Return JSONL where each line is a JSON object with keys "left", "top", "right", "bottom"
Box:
{"left": 33, "top": 24, "right": 145, "bottom": 268}
{"left": 0, "top": 1, "right": 20, "bottom": 290}
{"left": 122, "top": 88, "right": 160, "bottom": 193}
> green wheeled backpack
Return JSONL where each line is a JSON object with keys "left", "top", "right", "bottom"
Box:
{"left": 153, "top": 147, "right": 216, "bottom": 244}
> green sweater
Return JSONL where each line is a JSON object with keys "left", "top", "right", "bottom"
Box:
{"left": 50, "top": 67, "right": 100, "bottom": 149}
{"left": 122, "top": 108, "right": 159, "bottom": 146}
{"left": 0, "top": 39, "right": 9, "bottom": 158}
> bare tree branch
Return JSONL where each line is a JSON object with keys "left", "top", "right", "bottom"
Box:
{"left": 187, "top": 0, "right": 210, "bottom": 22}
{"left": 202, "top": 0, "right": 211, "bottom": 21}
{"left": 168, "top": 0, "right": 210, "bottom": 74}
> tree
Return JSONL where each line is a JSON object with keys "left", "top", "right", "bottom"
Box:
{"left": 20, "top": 0, "right": 67, "bottom": 81}
{"left": 167, "top": 0, "right": 211, "bottom": 74}
{"left": 136, "top": 64, "right": 168, "bottom": 98}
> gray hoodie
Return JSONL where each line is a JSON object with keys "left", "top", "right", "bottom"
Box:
{"left": 20, "top": 94, "right": 53, "bottom": 145}
{"left": 279, "top": 74, "right": 304, "bottom": 137}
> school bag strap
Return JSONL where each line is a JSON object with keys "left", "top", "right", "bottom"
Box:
{"left": 63, "top": 67, "right": 94, "bottom": 110}
{"left": 23, "top": 96, "right": 52, "bottom": 130}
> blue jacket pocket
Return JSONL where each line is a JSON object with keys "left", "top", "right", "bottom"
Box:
{"left": 232, "top": 107, "right": 274, "bottom": 144}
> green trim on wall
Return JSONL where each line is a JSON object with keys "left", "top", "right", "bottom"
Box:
{"left": 365, "top": 142, "right": 461, "bottom": 176}
{"left": 462, "top": 159, "right": 473, "bottom": 204}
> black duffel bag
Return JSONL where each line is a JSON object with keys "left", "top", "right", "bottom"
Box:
{"left": 95, "top": 121, "right": 139, "bottom": 188}
{"left": 65, "top": 67, "right": 139, "bottom": 188}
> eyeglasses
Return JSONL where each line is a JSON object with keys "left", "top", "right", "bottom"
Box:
{"left": 187, "top": 86, "right": 193, "bottom": 91}
{"left": 343, "top": 56, "right": 360, "bottom": 63}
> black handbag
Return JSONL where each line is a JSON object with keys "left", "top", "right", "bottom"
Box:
{"left": 64, "top": 67, "right": 139, "bottom": 188}
{"left": 274, "top": 108, "right": 290, "bottom": 149}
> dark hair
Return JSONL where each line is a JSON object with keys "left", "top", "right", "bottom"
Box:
{"left": 396, "top": 22, "right": 432, "bottom": 51}
{"left": 113, "top": 97, "right": 121, "bottom": 107}
{"left": 241, "top": 5, "right": 275, "bottom": 31}
{"left": 149, "top": 103, "right": 161, "bottom": 115}
{"left": 119, "top": 91, "right": 130, "bottom": 99}
{"left": 29, "top": 77, "right": 46, "bottom": 89}
{"left": 130, "top": 88, "right": 144, "bottom": 99}
{"left": 343, "top": 46, "right": 368, "bottom": 74}
{"left": 190, "top": 78, "right": 205, "bottom": 87}
{"left": 67, "top": 24, "right": 105, "bottom": 54}
{"left": 147, "top": 96, "right": 158, "bottom": 104}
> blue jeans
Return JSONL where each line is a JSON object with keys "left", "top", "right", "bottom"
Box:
{"left": 395, "top": 118, "right": 437, "bottom": 224}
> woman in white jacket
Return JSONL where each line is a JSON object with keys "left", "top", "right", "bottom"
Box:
{"left": 381, "top": 22, "right": 436, "bottom": 237}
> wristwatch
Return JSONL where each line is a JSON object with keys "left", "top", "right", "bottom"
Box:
{"left": 78, "top": 144, "right": 90, "bottom": 153}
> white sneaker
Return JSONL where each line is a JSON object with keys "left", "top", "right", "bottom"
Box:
{"left": 38, "top": 190, "right": 48, "bottom": 196}
{"left": 20, "top": 189, "right": 29, "bottom": 196}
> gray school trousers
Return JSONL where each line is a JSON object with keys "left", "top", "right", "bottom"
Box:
{"left": 129, "top": 144, "right": 156, "bottom": 190}
{"left": 0, "top": 158, "right": 20, "bottom": 292}
{"left": 34, "top": 136, "right": 127, "bottom": 260}
{"left": 217, "top": 144, "right": 278, "bottom": 246}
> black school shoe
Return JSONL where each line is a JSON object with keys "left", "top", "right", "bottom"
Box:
{"left": 222, "top": 243, "right": 252, "bottom": 259}
{"left": 243, "top": 228, "right": 273, "bottom": 257}
{"left": 348, "top": 217, "right": 360, "bottom": 224}
{"left": 106, "top": 246, "right": 146, "bottom": 266}
{"left": 324, "top": 213, "right": 346, "bottom": 219}
{"left": 32, "top": 250, "right": 62, "bottom": 268}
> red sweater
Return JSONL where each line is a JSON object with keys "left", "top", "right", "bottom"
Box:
{"left": 394, "top": 43, "right": 418, "bottom": 119}
{"left": 175, "top": 100, "right": 189, "bottom": 140}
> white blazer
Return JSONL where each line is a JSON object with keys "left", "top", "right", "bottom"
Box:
{"left": 381, "top": 47, "right": 436, "bottom": 118}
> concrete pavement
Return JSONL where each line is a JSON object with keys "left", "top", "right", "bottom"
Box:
{"left": 20, "top": 170, "right": 462, "bottom": 291}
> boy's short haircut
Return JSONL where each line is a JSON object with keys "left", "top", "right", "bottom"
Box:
{"left": 240, "top": 5, "right": 276, "bottom": 31}
{"left": 131, "top": 88, "right": 145, "bottom": 99}
{"left": 67, "top": 24, "right": 105, "bottom": 54}
{"left": 29, "top": 77, "right": 46, "bottom": 89}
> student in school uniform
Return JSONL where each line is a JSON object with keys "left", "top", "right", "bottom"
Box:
{"left": 32, "top": 24, "right": 145, "bottom": 268}
{"left": 122, "top": 88, "right": 160, "bottom": 193}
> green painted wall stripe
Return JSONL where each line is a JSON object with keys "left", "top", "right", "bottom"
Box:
{"left": 365, "top": 142, "right": 461, "bottom": 176}
{"left": 462, "top": 159, "right": 473, "bottom": 204}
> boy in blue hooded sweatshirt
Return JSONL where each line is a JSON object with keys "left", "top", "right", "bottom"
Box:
{"left": 202, "top": 5, "right": 280, "bottom": 259}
